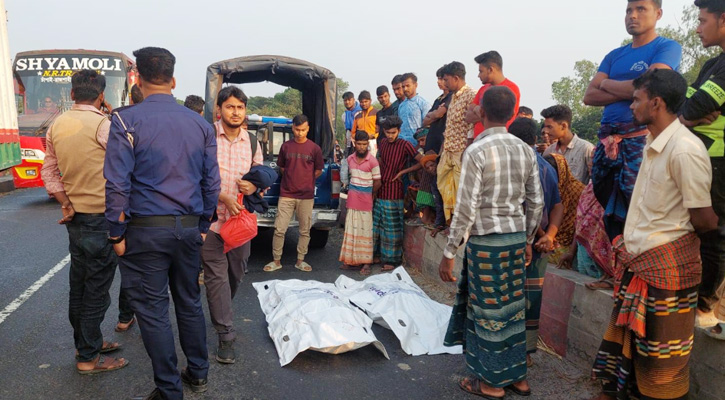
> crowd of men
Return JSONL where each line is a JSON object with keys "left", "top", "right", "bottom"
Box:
{"left": 35, "top": 0, "right": 725, "bottom": 399}
{"left": 332, "top": 0, "right": 725, "bottom": 398}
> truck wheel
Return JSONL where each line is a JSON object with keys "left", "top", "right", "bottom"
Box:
{"left": 309, "top": 228, "right": 329, "bottom": 248}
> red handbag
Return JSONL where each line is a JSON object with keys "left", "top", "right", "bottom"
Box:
{"left": 219, "top": 194, "right": 258, "bottom": 253}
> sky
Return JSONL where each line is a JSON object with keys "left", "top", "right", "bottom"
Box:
{"left": 5, "top": 0, "right": 697, "bottom": 116}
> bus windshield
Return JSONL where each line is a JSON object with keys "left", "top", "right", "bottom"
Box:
{"left": 13, "top": 53, "right": 130, "bottom": 135}
{"left": 15, "top": 73, "right": 127, "bottom": 114}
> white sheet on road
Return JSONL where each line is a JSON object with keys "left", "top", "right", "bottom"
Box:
{"left": 254, "top": 268, "right": 461, "bottom": 366}
{"left": 335, "top": 267, "right": 462, "bottom": 356}
{"left": 252, "top": 279, "right": 389, "bottom": 367}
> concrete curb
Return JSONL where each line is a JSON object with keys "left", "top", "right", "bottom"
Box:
{"left": 403, "top": 226, "right": 725, "bottom": 399}
{"left": 0, "top": 175, "right": 14, "bottom": 193}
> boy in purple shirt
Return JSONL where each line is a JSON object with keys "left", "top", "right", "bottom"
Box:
{"left": 265, "top": 115, "right": 324, "bottom": 272}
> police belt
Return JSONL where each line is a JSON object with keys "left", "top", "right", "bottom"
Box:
{"left": 129, "top": 215, "right": 200, "bottom": 228}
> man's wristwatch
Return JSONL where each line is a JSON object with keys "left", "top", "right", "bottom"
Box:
{"left": 107, "top": 234, "right": 125, "bottom": 244}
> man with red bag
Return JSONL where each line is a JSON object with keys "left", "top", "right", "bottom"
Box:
{"left": 202, "top": 86, "right": 263, "bottom": 365}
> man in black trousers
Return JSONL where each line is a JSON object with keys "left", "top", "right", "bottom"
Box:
{"left": 104, "top": 46, "right": 221, "bottom": 400}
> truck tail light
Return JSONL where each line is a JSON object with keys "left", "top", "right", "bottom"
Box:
{"left": 331, "top": 169, "right": 341, "bottom": 199}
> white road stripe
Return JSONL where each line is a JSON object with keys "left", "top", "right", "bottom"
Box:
{"left": 0, "top": 254, "right": 70, "bottom": 326}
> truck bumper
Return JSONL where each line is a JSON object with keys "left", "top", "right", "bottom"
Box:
{"left": 256, "top": 208, "right": 340, "bottom": 229}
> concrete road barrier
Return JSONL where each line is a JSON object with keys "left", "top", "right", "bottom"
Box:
{"left": 403, "top": 225, "right": 725, "bottom": 400}
{"left": 0, "top": 175, "right": 14, "bottom": 193}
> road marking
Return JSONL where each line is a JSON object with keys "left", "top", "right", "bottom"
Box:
{"left": 0, "top": 254, "right": 70, "bottom": 326}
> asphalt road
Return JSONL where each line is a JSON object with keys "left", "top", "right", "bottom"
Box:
{"left": 0, "top": 188, "right": 599, "bottom": 400}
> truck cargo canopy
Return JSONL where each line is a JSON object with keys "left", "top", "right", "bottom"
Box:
{"left": 205, "top": 56, "right": 337, "bottom": 157}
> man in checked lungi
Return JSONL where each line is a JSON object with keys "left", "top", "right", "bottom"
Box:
{"left": 590, "top": 69, "right": 718, "bottom": 400}
{"left": 439, "top": 85, "right": 543, "bottom": 399}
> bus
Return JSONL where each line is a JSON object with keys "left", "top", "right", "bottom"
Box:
{"left": 11, "top": 50, "right": 136, "bottom": 188}
{"left": 0, "top": 0, "right": 20, "bottom": 173}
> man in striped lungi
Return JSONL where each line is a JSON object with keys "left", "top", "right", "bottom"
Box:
{"left": 440, "top": 86, "right": 543, "bottom": 399}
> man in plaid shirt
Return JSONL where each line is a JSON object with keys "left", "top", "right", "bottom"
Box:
{"left": 439, "top": 86, "right": 542, "bottom": 398}
{"left": 202, "top": 86, "right": 263, "bottom": 365}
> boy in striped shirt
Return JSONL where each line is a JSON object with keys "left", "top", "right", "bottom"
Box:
{"left": 374, "top": 116, "right": 424, "bottom": 273}
{"left": 339, "top": 131, "right": 381, "bottom": 273}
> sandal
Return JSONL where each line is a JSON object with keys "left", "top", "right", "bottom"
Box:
{"left": 101, "top": 341, "right": 122, "bottom": 353}
{"left": 431, "top": 225, "right": 449, "bottom": 238}
{"left": 115, "top": 317, "right": 136, "bottom": 332}
{"left": 585, "top": 278, "right": 614, "bottom": 291}
{"left": 702, "top": 322, "right": 725, "bottom": 341}
{"left": 75, "top": 341, "right": 122, "bottom": 359}
{"left": 458, "top": 377, "right": 504, "bottom": 399}
{"left": 295, "top": 261, "right": 312, "bottom": 272}
{"left": 696, "top": 313, "right": 720, "bottom": 328}
{"left": 263, "top": 261, "right": 282, "bottom": 272}
{"left": 505, "top": 383, "right": 532, "bottom": 396}
{"left": 77, "top": 354, "right": 128, "bottom": 375}
{"left": 360, "top": 265, "right": 372, "bottom": 276}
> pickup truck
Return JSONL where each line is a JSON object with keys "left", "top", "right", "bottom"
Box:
{"left": 204, "top": 56, "right": 341, "bottom": 248}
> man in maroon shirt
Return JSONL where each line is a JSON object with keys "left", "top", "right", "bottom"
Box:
{"left": 265, "top": 115, "right": 324, "bottom": 272}
{"left": 373, "top": 115, "right": 424, "bottom": 272}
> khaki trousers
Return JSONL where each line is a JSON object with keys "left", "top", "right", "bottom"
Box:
{"left": 273, "top": 197, "right": 314, "bottom": 261}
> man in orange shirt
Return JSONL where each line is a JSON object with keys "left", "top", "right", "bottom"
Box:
{"left": 352, "top": 90, "right": 379, "bottom": 156}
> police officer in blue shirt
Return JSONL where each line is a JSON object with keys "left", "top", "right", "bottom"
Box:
{"left": 104, "top": 47, "right": 221, "bottom": 400}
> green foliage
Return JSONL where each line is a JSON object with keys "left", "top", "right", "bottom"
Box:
{"left": 227, "top": 77, "right": 350, "bottom": 147}
{"left": 552, "top": 5, "right": 719, "bottom": 143}
{"left": 551, "top": 60, "right": 603, "bottom": 143}
{"left": 247, "top": 88, "right": 302, "bottom": 118}
{"left": 335, "top": 78, "right": 350, "bottom": 145}
{"left": 654, "top": 6, "right": 720, "bottom": 83}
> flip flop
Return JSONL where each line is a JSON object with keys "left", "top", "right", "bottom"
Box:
{"left": 100, "top": 341, "right": 122, "bottom": 353}
{"left": 115, "top": 317, "right": 136, "bottom": 332}
{"left": 430, "top": 226, "right": 445, "bottom": 237}
{"left": 505, "top": 383, "right": 532, "bottom": 396}
{"left": 702, "top": 322, "right": 725, "bottom": 341}
{"left": 339, "top": 264, "right": 362, "bottom": 271}
{"left": 295, "top": 261, "right": 312, "bottom": 272}
{"left": 360, "top": 265, "right": 372, "bottom": 276}
{"left": 77, "top": 355, "right": 129, "bottom": 375}
{"left": 381, "top": 265, "right": 396, "bottom": 272}
{"left": 458, "top": 378, "right": 504, "bottom": 399}
{"left": 585, "top": 279, "right": 614, "bottom": 291}
{"left": 695, "top": 313, "right": 720, "bottom": 328}
{"left": 263, "top": 262, "right": 282, "bottom": 272}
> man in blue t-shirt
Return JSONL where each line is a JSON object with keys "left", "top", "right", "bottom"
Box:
{"left": 583, "top": 0, "right": 681, "bottom": 240}
{"left": 342, "top": 91, "right": 362, "bottom": 156}
{"left": 397, "top": 72, "right": 431, "bottom": 145}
